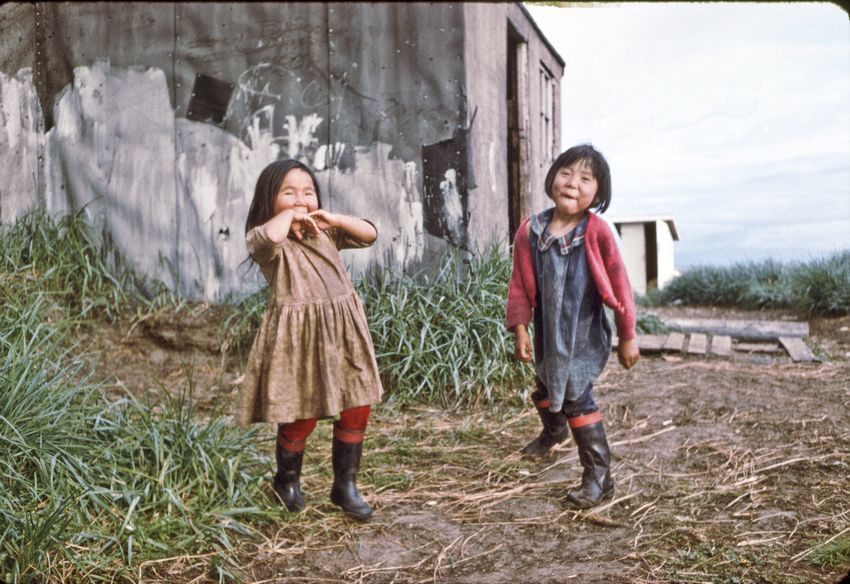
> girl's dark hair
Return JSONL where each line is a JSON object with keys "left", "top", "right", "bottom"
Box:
{"left": 543, "top": 143, "right": 612, "bottom": 214}
{"left": 244, "top": 158, "right": 322, "bottom": 234}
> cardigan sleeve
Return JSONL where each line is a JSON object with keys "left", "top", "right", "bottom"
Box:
{"left": 505, "top": 219, "right": 536, "bottom": 331}
{"left": 586, "top": 215, "right": 637, "bottom": 341}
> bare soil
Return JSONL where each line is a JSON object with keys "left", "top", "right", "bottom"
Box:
{"left": 84, "top": 306, "right": 850, "bottom": 584}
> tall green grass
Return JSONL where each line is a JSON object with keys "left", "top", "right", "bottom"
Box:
{"left": 0, "top": 299, "right": 275, "bottom": 582}
{"left": 0, "top": 210, "right": 131, "bottom": 321}
{"left": 358, "top": 247, "right": 530, "bottom": 408}
{"left": 643, "top": 252, "right": 850, "bottom": 316}
{"left": 0, "top": 212, "right": 277, "bottom": 582}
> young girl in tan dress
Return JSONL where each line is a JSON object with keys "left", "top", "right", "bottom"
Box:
{"left": 238, "top": 159, "right": 383, "bottom": 521}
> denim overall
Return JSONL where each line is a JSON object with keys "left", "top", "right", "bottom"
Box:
{"left": 530, "top": 209, "right": 612, "bottom": 416}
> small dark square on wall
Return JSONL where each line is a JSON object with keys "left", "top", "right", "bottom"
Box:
{"left": 187, "top": 74, "right": 235, "bottom": 125}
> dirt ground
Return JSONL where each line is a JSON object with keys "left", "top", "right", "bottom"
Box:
{"left": 84, "top": 305, "right": 850, "bottom": 584}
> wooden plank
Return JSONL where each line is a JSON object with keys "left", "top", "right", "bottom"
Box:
{"left": 662, "top": 332, "right": 685, "bottom": 352}
{"left": 735, "top": 342, "right": 782, "bottom": 353}
{"left": 687, "top": 333, "right": 708, "bottom": 355}
{"left": 636, "top": 334, "right": 667, "bottom": 353}
{"left": 779, "top": 337, "right": 817, "bottom": 363}
{"left": 662, "top": 317, "right": 808, "bottom": 341}
{"left": 710, "top": 335, "right": 732, "bottom": 356}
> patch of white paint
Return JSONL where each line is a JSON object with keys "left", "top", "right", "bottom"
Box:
{"left": 313, "top": 142, "right": 346, "bottom": 171}
{"left": 175, "top": 118, "right": 268, "bottom": 299}
{"left": 321, "top": 143, "right": 425, "bottom": 276}
{"left": 283, "top": 113, "right": 323, "bottom": 160}
{"left": 47, "top": 61, "right": 179, "bottom": 289}
{"left": 0, "top": 69, "right": 42, "bottom": 223}
{"left": 245, "top": 105, "right": 278, "bottom": 155}
{"left": 440, "top": 168, "right": 464, "bottom": 243}
{"left": 398, "top": 160, "right": 424, "bottom": 266}
{"left": 489, "top": 141, "right": 497, "bottom": 196}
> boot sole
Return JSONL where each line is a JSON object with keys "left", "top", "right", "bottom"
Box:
{"left": 564, "top": 487, "right": 614, "bottom": 510}
{"left": 520, "top": 433, "right": 570, "bottom": 456}
{"left": 330, "top": 492, "right": 373, "bottom": 521}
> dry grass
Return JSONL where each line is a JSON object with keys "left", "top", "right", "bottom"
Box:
{"left": 133, "top": 353, "right": 849, "bottom": 583}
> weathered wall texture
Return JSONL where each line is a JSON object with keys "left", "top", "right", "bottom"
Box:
{"left": 0, "top": 2, "right": 562, "bottom": 300}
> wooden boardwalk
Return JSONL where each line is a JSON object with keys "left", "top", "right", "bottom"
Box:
{"left": 612, "top": 318, "right": 818, "bottom": 362}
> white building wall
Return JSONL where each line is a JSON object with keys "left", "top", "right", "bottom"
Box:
{"left": 619, "top": 223, "right": 647, "bottom": 296}
{"left": 656, "top": 220, "right": 677, "bottom": 289}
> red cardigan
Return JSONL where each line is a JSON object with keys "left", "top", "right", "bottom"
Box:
{"left": 505, "top": 212, "right": 637, "bottom": 342}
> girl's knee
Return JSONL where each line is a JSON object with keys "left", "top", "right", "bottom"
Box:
{"left": 338, "top": 405, "right": 371, "bottom": 432}
{"left": 277, "top": 418, "right": 318, "bottom": 451}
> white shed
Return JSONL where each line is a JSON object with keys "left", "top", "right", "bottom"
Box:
{"left": 610, "top": 216, "right": 679, "bottom": 296}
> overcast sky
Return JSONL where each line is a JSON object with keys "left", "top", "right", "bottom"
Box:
{"left": 523, "top": 2, "right": 850, "bottom": 268}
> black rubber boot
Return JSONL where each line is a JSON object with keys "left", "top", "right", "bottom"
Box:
{"left": 330, "top": 425, "right": 373, "bottom": 521}
{"left": 521, "top": 404, "right": 569, "bottom": 456}
{"left": 273, "top": 444, "right": 306, "bottom": 512}
{"left": 564, "top": 420, "right": 614, "bottom": 509}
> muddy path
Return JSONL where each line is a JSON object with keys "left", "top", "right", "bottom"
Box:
{"left": 85, "top": 307, "right": 850, "bottom": 583}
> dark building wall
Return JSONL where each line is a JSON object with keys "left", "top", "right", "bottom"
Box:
{"left": 0, "top": 2, "right": 561, "bottom": 300}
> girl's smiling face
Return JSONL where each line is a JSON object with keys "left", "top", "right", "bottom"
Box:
{"left": 549, "top": 158, "right": 598, "bottom": 219}
{"left": 273, "top": 168, "right": 319, "bottom": 215}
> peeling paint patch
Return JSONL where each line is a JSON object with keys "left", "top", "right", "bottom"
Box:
{"left": 0, "top": 69, "right": 42, "bottom": 223}
{"left": 283, "top": 113, "right": 323, "bottom": 160}
{"left": 47, "top": 61, "right": 179, "bottom": 289}
{"left": 320, "top": 143, "right": 424, "bottom": 276}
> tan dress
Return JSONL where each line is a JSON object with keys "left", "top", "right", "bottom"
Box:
{"left": 236, "top": 223, "right": 383, "bottom": 425}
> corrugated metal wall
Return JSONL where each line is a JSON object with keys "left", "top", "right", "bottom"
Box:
{"left": 0, "top": 2, "right": 474, "bottom": 299}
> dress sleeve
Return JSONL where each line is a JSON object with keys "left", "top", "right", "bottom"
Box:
{"left": 246, "top": 225, "right": 285, "bottom": 264}
{"left": 597, "top": 224, "right": 637, "bottom": 341}
{"left": 505, "top": 219, "right": 535, "bottom": 331}
{"left": 327, "top": 219, "right": 378, "bottom": 250}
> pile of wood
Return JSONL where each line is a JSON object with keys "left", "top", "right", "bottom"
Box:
{"left": 614, "top": 317, "right": 818, "bottom": 363}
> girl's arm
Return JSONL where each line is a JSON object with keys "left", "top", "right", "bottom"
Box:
{"left": 309, "top": 210, "right": 377, "bottom": 244}
{"left": 263, "top": 208, "right": 321, "bottom": 243}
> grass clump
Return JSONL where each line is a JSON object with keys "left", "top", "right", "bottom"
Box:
{"left": 649, "top": 252, "right": 850, "bottom": 316}
{"left": 0, "top": 210, "right": 132, "bottom": 321}
{"left": 789, "top": 252, "right": 850, "bottom": 316}
{"left": 808, "top": 537, "right": 850, "bottom": 569}
{"left": 0, "top": 259, "right": 276, "bottom": 582}
{"left": 358, "top": 246, "right": 531, "bottom": 408}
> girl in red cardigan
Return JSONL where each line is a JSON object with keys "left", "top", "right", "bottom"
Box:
{"left": 506, "top": 144, "right": 640, "bottom": 509}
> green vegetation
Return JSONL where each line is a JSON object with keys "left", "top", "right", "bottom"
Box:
{"left": 0, "top": 209, "right": 130, "bottom": 321}
{"left": 809, "top": 537, "right": 850, "bottom": 569}
{"left": 358, "top": 247, "right": 529, "bottom": 408}
{"left": 0, "top": 213, "right": 276, "bottom": 582}
{"left": 641, "top": 252, "right": 850, "bottom": 316}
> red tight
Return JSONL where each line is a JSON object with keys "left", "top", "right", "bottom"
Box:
{"left": 277, "top": 405, "right": 371, "bottom": 452}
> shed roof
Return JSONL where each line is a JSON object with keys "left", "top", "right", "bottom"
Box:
{"left": 610, "top": 216, "right": 680, "bottom": 241}
{"left": 516, "top": 2, "right": 566, "bottom": 67}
